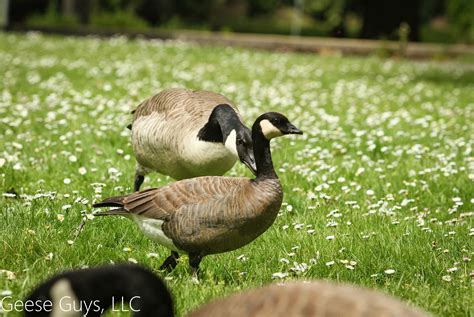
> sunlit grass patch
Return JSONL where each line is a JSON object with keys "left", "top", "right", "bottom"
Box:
{"left": 0, "top": 32, "right": 473, "bottom": 316}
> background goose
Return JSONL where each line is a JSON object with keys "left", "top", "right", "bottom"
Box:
{"left": 93, "top": 112, "right": 302, "bottom": 275}
{"left": 24, "top": 264, "right": 174, "bottom": 317}
{"left": 188, "top": 281, "right": 430, "bottom": 317}
{"left": 129, "top": 88, "right": 256, "bottom": 191}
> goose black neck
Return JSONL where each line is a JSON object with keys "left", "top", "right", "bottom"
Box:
{"left": 197, "top": 104, "right": 240, "bottom": 143}
{"left": 252, "top": 128, "right": 277, "bottom": 180}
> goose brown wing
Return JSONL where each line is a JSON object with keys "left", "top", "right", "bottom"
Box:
{"left": 186, "top": 90, "right": 239, "bottom": 117}
{"left": 131, "top": 88, "right": 240, "bottom": 122}
{"left": 121, "top": 176, "right": 248, "bottom": 220}
{"left": 131, "top": 88, "right": 186, "bottom": 120}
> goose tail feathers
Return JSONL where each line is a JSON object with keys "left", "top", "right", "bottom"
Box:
{"left": 93, "top": 195, "right": 130, "bottom": 216}
{"left": 93, "top": 208, "right": 129, "bottom": 216}
{"left": 93, "top": 195, "right": 126, "bottom": 208}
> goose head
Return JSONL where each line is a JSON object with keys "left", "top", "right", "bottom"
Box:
{"left": 250, "top": 112, "right": 302, "bottom": 179}
{"left": 223, "top": 124, "right": 256, "bottom": 175}
{"left": 24, "top": 264, "right": 174, "bottom": 317}
{"left": 200, "top": 104, "right": 256, "bottom": 175}
{"left": 254, "top": 112, "right": 303, "bottom": 140}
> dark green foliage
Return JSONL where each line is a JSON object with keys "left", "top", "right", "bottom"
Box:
{"left": 11, "top": 0, "right": 474, "bottom": 43}
{"left": 446, "top": 0, "right": 473, "bottom": 42}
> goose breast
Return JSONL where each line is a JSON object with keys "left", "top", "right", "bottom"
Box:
{"left": 166, "top": 178, "right": 282, "bottom": 254}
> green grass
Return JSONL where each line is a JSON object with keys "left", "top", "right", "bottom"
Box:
{"left": 0, "top": 32, "right": 473, "bottom": 316}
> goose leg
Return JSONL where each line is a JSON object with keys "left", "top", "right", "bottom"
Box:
{"left": 134, "top": 172, "right": 145, "bottom": 192}
{"left": 189, "top": 253, "right": 203, "bottom": 279}
{"left": 159, "top": 251, "right": 179, "bottom": 272}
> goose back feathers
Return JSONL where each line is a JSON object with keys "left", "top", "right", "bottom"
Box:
{"left": 130, "top": 88, "right": 255, "bottom": 185}
{"left": 132, "top": 88, "right": 239, "bottom": 125}
{"left": 188, "top": 281, "right": 430, "bottom": 317}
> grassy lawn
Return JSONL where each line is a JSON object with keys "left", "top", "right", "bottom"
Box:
{"left": 0, "top": 32, "right": 473, "bottom": 316}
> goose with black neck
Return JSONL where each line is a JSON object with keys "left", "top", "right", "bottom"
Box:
{"left": 130, "top": 88, "right": 256, "bottom": 191}
{"left": 93, "top": 112, "right": 302, "bottom": 276}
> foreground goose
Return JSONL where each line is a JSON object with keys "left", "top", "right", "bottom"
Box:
{"left": 93, "top": 112, "right": 302, "bottom": 274}
{"left": 24, "top": 264, "right": 174, "bottom": 317}
{"left": 26, "top": 265, "right": 429, "bottom": 317}
{"left": 129, "top": 88, "right": 256, "bottom": 191}
{"left": 189, "top": 281, "right": 430, "bottom": 317}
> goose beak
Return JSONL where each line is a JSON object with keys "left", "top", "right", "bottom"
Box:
{"left": 285, "top": 123, "right": 303, "bottom": 135}
{"left": 241, "top": 153, "right": 257, "bottom": 176}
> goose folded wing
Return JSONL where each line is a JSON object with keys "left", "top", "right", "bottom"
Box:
{"left": 185, "top": 90, "right": 238, "bottom": 114}
{"left": 122, "top": 176, "right": 248, "bottom": 220}
{"left": 131, "top": 89, "right": 241, "bottom": 126}
{"left": 131, "top": 89, "right": 179, "bottom": 120}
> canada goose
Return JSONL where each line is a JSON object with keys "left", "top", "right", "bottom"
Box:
{"left": 188, "top": 281, "right": 430, "bottom": 317}
{"left": 129, "top": 88, "right": 256, "bottom": 191}
{"left": 93, "top": 112, "right": 302, "bottom": 275}
{"left": 24, "top": 264, "right": 174, "bottom": 317}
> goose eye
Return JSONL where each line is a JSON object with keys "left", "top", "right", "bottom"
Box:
{"left": 237, "top": 139, "right": 244, "bottom": 145}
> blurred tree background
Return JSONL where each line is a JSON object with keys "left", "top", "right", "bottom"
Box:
{"left": 7, "top": 0, "right": 474, "bottom": 43}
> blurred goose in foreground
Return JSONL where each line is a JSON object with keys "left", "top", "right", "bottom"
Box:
{"left": 129, "top": 88, "right": 256, "bottom": 191}
{"left": 93, "top": 112, "right": 302, "bottom": 275}
{"left": 25, "top": 266, "right": 430, "bottom": 317}
{"left": 24, "top": 264, "right": 174, "bottom": 317}
{"left": 189, "top": 280, "right": 430, "bottom": 317}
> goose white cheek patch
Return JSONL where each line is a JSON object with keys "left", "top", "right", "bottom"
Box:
{"left": 260, "top": 119, "right": 282, "bottom": 140}
{"left": 51, "top": 279, "right": 82, "bottom": 317}
{"left": 224, "top": 129, "right": 238, "bottom": 157}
